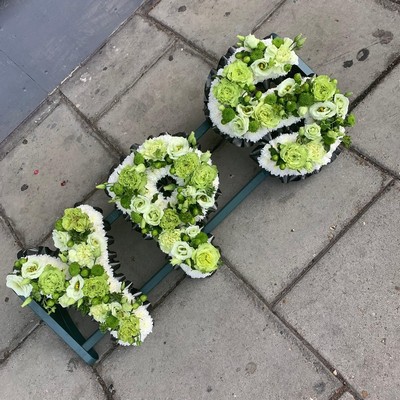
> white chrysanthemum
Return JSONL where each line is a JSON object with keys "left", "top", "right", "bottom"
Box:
{"left": 108, "top": 276, "right": 123, "bottom": 293}
{"left": 179, "top": 263, "right": 212, "bottom": 279}
{"left": 133, "top": 305, "right": 153, "bottom": 341}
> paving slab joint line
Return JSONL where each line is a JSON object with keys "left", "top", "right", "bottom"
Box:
{"left": 330, "top": 388, "right": 361, "bottom": 400}
{"left": 59, "top": 91, "right": 123, "bottom": 159}
{"left": 0, "top": 203, "right": 25, "bottom": 249}
{"left": 90, "top": 38, "right": 178, "bottom": 123}
{"left": 251, "top": 0, "right": 289, "bottom": 33}
{"left": 269, "top": 178, "right": 396, "bottom": 309}
{"left": 138, "top": 13, "right": 218, "bottom": 66}
{"left": 0, "top": 322, "right": 42, "bottom": 366}
{"left": 137, "top": 0, "right": 164, "bottom": 15}
{"left": 349, "top": 52, "right": 400, "bottom": 112}
{"left": 220, "top": 256, "right": 359, "bottom": 396}
{"left": 93, "top": 367, "right": 115, "bottom": 400}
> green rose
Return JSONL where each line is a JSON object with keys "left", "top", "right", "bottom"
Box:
{"left": 61, "top": 208, "right": 91, "bottom": 233}
{"left": 192, "top": 243, "right": 220, "bottom": 274}
{"left": 254, "top": 103, "right": 280, "bottom": 128}
{"left": 139, "top": 138, "right": 167, "bottom": 161}
{"left": 171, "top": 241, "right": 193, "bottom": 261}
{"left": 160, "top": 209, "right": 181, "bottom": 230}
{"left": 143, "top": 204, "right": 164, "bottom": 226}
{"left": 243, "top": 34, "right": 260, "bottom": 49}
{"left": 276, "top": 78, "right": 296, "bottom": 97}
{"left": 38, "top": 265, "right": 66, "bottom": 296}
{"left": 309, "top": 102, "right": 337, "bottom": 120}
{"left": 117, "top": 315, "right": 141, "bottom": 344}
{"left": 118, "top": 165, "right": 147, "bottom": 193}
{"left": 68, "top": 243, "right": 97, "bottom": 268}
{"left": 89, "top": 303, "right": 109, "bottom": 323}
{"left": 303, "top": 123, "right": 322, "bottom": 141}
{"left": 306, "top": 141, "right": 326, "bottom": 164}
{"left": 280, "top": 142, "right": 308, "bottom": 170}
{"left": 158, "top": 229, "right": 182, "bottom": 253}
{"left": 231, "top": 115, "right": 249, "bottom": 136}
{"left": 334, "top": 94, "right": 349, "bottom": 119}
{"left": 82, "top": 275, "right": 109, "bottom": 299}
{"left": 212, "top": 78, "right": 242, "bottom": 107}
{"left": 312, "top": 75, "right": 337, "bottom": 101}
{"left": 222, "top": 60, "right": 253, "bottom": 87}
{"left": 21, "top": 259, "right": 45, "bottom": 279}
{"left": 167, "top": 137, "right": 190, "bottom": 160}
{"left": 131, "top": 195, "right": 151, "bottom": 214}
{"left": 185, "top": 225, "right": 201, "bottom": 238}
{"left": 190, "top": 164, "right": 218, "bottom": 189}
{"left": 174, "top": 152, "right": 200, "bottom": 179}
{"left": 6, "top": 275, "right": 32, "bottom": 297}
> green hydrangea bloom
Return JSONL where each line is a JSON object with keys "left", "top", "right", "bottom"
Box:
{"left": 192, "top": 243, "right": 220, "bottom": 273}
{"left": 254, "top": 103, "right": 280, "bottom": 128}
{"left": 160, "top": 209, "right": 181, "bottom": 230}
{"left": 312, "top": 75, "right": 337, "bottom": 102}
{"left": 212, "top": 78, "right": 242, "bottom": 107}
{"left": 118, "top": 165, "right": 147, "bottom": 193}
{"left": 174, "top": 152, "right": 200, "bottom": 179}
{"left": 280, "top": 142, "right": 308, "bottom": 170}
{"left": 117, "top": 315, "right": 141, "bottom": 344}
{"left": 158, "top": 229, "right": 182, "bottom": 253}
{"left": 82, "top": 275, "right": 109, "bottom": 299}
{"left": 139, "top": 138, "right": 167, "bottom": 161}
{"left": 38, "top": 265, "right": 66, "bottom": 296}
{"left": 190, "top": 164, "right": 218, "bottom": 189}
{"left": 222, "top": 60, "right": 254, "bottom": 87}
{"left": 61, "top": 208, "right": 91, "bottom": 233}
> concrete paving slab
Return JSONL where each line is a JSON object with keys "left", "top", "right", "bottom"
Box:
{"left": 350, "top": 63, "right": 400, "bottom": 177}
{"left": 213, "top": 151, "right": 389, "bottom": 303}
{"left": 254, "top": 0, "right": 400, "bottom": 98}
{"left": 149, "top": 0, "right": 283, "bottom": 59}
{"left": 0, "top": 325, "right": 107, "bottom": 400}
{"left": 62, "top": 15, "right": 173, "bottom": 120}
{"left": 0, "top": 217, "right": 38, "bottom": 360}
{"left": 98, "top": 266, "right": 341, "bottom": 400}
{"left": 0, "top": 102, "right": 117, "bottom": 247}
{"left": 275, "top": 182, "right": 400, "bottom": 400}
{"left": 97, "top": 42, "right": 214, "bottom": 153}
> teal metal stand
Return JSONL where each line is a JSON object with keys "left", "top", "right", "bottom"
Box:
{"left": 26, "top": 119, "right": 268, "bottom": 365}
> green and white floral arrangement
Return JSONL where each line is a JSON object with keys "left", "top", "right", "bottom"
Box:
{"left": 206, "top": 33, "right": 306, "bottom": 142}
{"left": 6, "top": 205, "right": 153, "bottom": 346}
{"left": 98, "top": 133, "right": 222, "bottom": 278}
{"left": 255, "top": 74, "right": 355, "bottom": 177}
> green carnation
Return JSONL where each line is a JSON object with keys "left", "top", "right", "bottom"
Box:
{"left": 190, "top": 164, "right": 218, "bottom": 189}
{"left": 312, "top": 75, "right": 337, "bottom": 101}
{"left": 68, "top": 243, "right": 97, "bottom": 268}
{"left": 212, "top": 78, "right": 242, "bottom": 107}
{"left": 254, "top": 103, "right": 280, "bottom": 128}
{"left": 82, "top": 275, "right": 109, "bottom": 299}
{"left": 160, "top": 209, "right": 181, "bottom": 230}
{"left": 222, "top": 60, "right": 253, "bottom": 87}
{"left": 118, "top": 315, "right": 141, "bottom": 344}
{"left": 280, "top": 142, "right": 308, "bottom": 170}
{"left": 139, "top": 138, "right": 167, "bottom": 161}
{"left": 61, "top": 208, "right": 91, "bottom": 233}
{"left": 192, "top": 243, "right": 220, "bottom": 274}
{"left": 306, "top": 141, "right": 326, "bottom": 164}
{"left": 158, "top": 229, "right": 182, "bottom": 253}
{"left": 38, "top": 265, "right": 66, "bottom": 296}
{"left": 118, "top": 165, "right": 147, "bottom": 193}
{"left": 174, "top": 152, "right": 200, "bottom": 179}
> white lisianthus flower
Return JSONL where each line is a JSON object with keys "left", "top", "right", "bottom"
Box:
{"left": 87, "top": 233, "right": 104, "bottom": 258}
{"left": 6, "top": 275, "right": 33, "bottom": 297}
{"left": 170, "top": 241, "right": 193, "bottom": 261}
{"left": 89, "top": 303, "right": 109, "bottom": 323}
{"left": 196, "top": 190, "right": 215, "bottom": 208}
{"left": 276, "top": 78, "right": 296, "bottom": 97}
{"left": 309, "top": 102, "right": 337, "bottom": 120}
{"left": 231, "top": 115, "right": 249, "bottom": 136}
{"left": 108, "top": 301, "right": 123, "bottom": 317}
{"left": 298, "top": 106, "right": 308, "bottom": 117}
{"left": 334, "top": 94, "right": 349, "bottom": 119}
{"left": 236, "top": 104, "right": 255, "bottom": 118}
{"left": 52, "top": 230, "right": 71, "bottom": 252}
{"left": 66, "top": 275, "right": 85, "bottom": 301}
{"left": 265, "top": 37, "right": 298, "bottom": 66}
{"left": 167, "top": 136, "right": 190, "bottom": 159}
{"left": 250, "top": 58, "right": 272, "bottom": 81}
{"left": 185, "top": 225, "right": 201, "bottom": 238}
{"left": 182, "top": 185, "right": 197, "bottom": 198}
{"left": 58, "top": 294, "right": 76, "bottom": 308}
{"left": 243, "top": 34, "right": 260, "bottom": 49}
{"left": 131, "top": 195, "right": 151, "bottom": 214}
{"left": 21, "top": 259, "right": 46, "bottom": 279}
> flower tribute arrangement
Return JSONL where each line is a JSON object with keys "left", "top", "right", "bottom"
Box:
{"left": 205, "top": 33, "right": 356, "bottom": 180}
{"left": 6, "top": 205, "right": 153, "bottom": 346}
{"left": 98, "top": 133, "right": 222, "bottom": 278}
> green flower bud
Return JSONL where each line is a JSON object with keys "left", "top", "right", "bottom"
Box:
{"left": 95, "top": 184, "right": 106, "bottom": 190}
{"left": 140, "top": 294, "right": 148, "bottom": 302}
{"left": 294, "top": 73, "right": 302, "bottom": 84}
{"left": 69, "top": 262, "right": 81, "bottom": 277}
{"left": 67, "top": 240, "right": 74, "bottom": 248}
{"left": 243, "top": 56, "right": 251, "bottom": 63}
{"left": 81, "top": 268, "right": 90, "bottom": 278}
{"left": 134, "top": 152, "right": 145, "bottom": 166}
